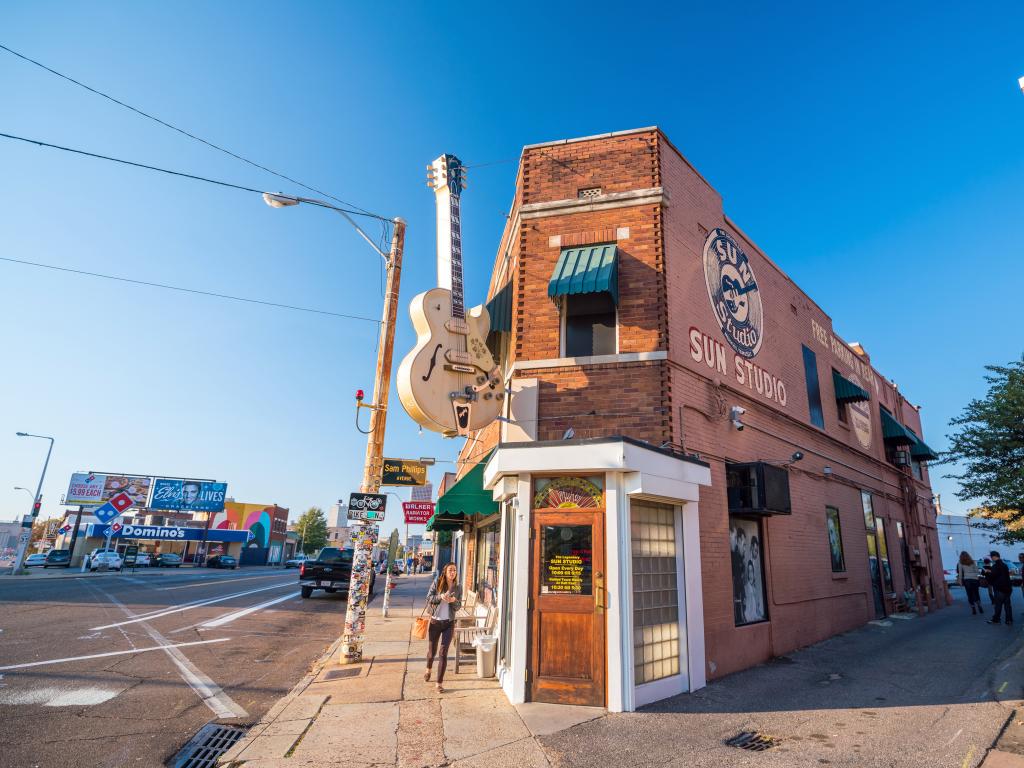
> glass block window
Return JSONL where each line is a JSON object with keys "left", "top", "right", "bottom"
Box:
{"left": 631, "top": 501, "right": 680, "bottom": 685}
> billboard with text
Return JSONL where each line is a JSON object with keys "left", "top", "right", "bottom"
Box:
{"left": 149, "top": 479, "right": 227, "bottom": 512}
{"left": 65, "top": 473, "right": 151, "bottom": 507}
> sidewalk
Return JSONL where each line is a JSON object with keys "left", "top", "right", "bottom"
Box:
{"left": 219, "top": 573, "right": 603, "bottom": 768}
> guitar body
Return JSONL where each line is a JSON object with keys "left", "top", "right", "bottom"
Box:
{"left": 397, "top": 287, "right": 502, "bottom": 436}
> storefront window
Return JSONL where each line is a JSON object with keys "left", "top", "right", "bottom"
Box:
{"left": 474, "top": 520, "right": 500, "bottom": 607}
{"left": 540, "top": 525, "right": 593, "bottom": 595}
{"left": 729, "top": 517, "right": 767, "bottom": 625}
{"left": 631, "top": 501, "right": 680, "bottom": 685}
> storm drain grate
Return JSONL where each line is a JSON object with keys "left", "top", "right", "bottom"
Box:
{"left": 170, "top": 723, "right": 247, "bottom": 768}
{"left": 725, "top": 731, "right": 779, "bottom": 752}
{"left": 322, "top": 667, "right": 360, "bottom": 681}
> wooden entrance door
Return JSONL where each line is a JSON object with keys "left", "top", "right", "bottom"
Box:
{"left": 528, "top": 509, "right": 606, "bottom": 706}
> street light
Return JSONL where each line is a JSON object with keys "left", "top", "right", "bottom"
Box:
{"left": 13, "top": 486, "right": 33, "bottom": 498}
{"left": 264, "top": 192, "right": 406, "bottom": 664}
{"left": 9, "top": 432, "right": 55, "bottom": 574}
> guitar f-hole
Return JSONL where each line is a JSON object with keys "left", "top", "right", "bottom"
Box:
{"left": 422, "top": 344, "right": 443, "bottom": 382}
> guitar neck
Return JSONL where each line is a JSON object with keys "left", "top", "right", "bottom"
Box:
{"left": 449, "top": 193, "right": 464, "bottom": 319}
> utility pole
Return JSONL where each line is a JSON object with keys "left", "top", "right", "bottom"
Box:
{"left": 10, "top": 433, "right": 54, "bottom": 574}
{"left": 341, "top": 218, "right": 406, "bottom": 664}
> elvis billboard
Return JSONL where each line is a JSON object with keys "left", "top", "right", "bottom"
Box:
{"left": 149, "top": 479, "right": 228, "bottom": 512}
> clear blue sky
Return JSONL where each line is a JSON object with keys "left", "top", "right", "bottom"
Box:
{"left": 2, "top": 2, "right": 1022, "bottom": 528}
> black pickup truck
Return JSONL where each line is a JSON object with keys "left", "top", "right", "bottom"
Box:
{"left": 298, "top": 547, "right": 375, "bottom": 599}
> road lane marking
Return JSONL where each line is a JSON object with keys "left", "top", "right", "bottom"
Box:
{"left": 89, "top": 581, "right": 296, "bottom": 630}
{"left": 0, "top": 639, "right": 230, "bottom": 670}
{"left": 85, "top": 583, "right": 247, "bottom": 719}
{"left": 999, "top": 681, "right": 1008, "bottom": 693}
{"left": 962, "top": 746, "right": 976, "bottom": 768}
{"left": 158, "top": 574, "right": 290, "bottom": 591}
{"left": 199, "top": 592, "right": 301, "bottom": 628}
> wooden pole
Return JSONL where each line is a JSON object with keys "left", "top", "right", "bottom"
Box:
{"left": 341, "top": 217, "right": 406, "bottom": 663}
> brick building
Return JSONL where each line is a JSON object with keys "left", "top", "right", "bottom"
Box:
{"left": 428, "top": 127, "right": 943, "bottom": 712}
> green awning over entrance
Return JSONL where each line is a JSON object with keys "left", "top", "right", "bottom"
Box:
{"left": 910, "top": 438, "right": 939, "bottom": 462}
{"left": 880, "top": 409, "right": 917, "bottom": 445}
{"left": 486, "top": 282, "right": 513, "bottom": 333}
{"left": 426, "top": 453, "right": 498, "bottom": 532}
{"left": 832, "top": 370, "right": 870, "bottom": 404}
{"left": 548, "top": 244, "right": 619, "bottom": 305}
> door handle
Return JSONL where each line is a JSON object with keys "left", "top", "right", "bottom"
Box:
{"left": 595, "top": 571, "right": 605, "bottom": 614}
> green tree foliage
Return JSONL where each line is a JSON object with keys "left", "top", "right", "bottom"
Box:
{"left": 295, "top": 506, "right": 328, "bottom": 554}
{"left": 944, "top": 358, "right": 1024, "bottom": 539}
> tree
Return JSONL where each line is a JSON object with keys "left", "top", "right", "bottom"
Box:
{"left": 943, "top": 358, "right": 1024, "bottom": 540}
{"left": 295, "top": 506, "right": 328, "bottom": 554}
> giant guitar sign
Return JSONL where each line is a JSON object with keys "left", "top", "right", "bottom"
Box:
{"left": 397, "top": 154, "right": 503, "bottom": 436}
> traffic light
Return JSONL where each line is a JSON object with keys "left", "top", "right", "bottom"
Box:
{"left": 32, "top": 499, "right": 42, "bottom": 516}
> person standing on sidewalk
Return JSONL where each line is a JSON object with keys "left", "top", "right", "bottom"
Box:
{"left": 424, "top": 562, "right": 462, "bottom": 693}
{"left": 987, "top": 551, "right": 1014, "bottom": 626}
{"left": 981, "top": 558, "right": 996, "bottom": 604}
{"left": 957, "top": 551, "right": 982, "bottom": 615}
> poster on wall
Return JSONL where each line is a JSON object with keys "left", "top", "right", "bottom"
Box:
{"left": 540, "top": 524, "right": 593, "bottom": 595}
{"left": 149, "top": 479, "right": 227, "bottom": 511}
{"left": 729, "top": 517, "right": 767, "bottom": 625}
{"left": 826, "top": 507, "right": 846, "bottom": 572}
{"left": 65, "top": 473, "right": 151, "bottom": 507}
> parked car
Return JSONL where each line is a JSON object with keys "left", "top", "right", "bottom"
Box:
{"left": 153, "top": 552, "right": 183, "bottom": 568}
{"left": 207, "top": 554, "right": 238, "bottom": 569}
{"left": 43, "top": 549, "right": 72, "bottom": 568}
{"left": 298, "top": 547, "right": 374, "bottom": 599}
{"left": 25, "top": 553, "right": 48, "bottom": 567}
{"left": 133, "top": 552, "right": 151, "bottom": 567}
{"left": 284, "top": 554, "right": 308, "bottom": 569}
{"left": 89, "top": 551, "right": 123, "bottom": 572}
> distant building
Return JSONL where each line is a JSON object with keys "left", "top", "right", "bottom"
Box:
{"left": 406, "top": 534, "right": 424, "bottom": 553}
{"left": 329, "top": 501, "right": 347, "bottom": 528}
{"left": 327, "top": 525, "right": 350, "bottom": 546}
{"left": 937, "top": 514, "right": 1014, "bottom": 569}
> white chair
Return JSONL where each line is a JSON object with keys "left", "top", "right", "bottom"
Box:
{"left": 453, "top": 603, "right": 496, "bottom": 673}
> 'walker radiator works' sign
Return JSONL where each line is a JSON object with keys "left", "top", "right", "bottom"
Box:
{"left": 402, "top": 501, "right": 434, "bottom": 524}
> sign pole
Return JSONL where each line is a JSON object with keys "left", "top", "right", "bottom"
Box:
{"left": 10, "top": 435, "right": 54, "bottom": 575}
{"left": 341, "top": 218, "right": 406, "bottom": 664}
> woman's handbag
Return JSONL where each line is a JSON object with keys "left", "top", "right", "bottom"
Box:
{"left": 412, "top": 604, "right": 430, "bottom": 640}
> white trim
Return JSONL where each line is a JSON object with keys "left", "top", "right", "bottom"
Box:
{"left": 513, "top": 350, "right": 667, "bottom": 373}
{"left": 682, "top": 499, "right": 707, "bottom": 691}
{"left": 500, "top": 475, "right": 532, "bottom": 705}
{"left": 605, "top": 472, "right": 630, "bottom": 712}
{"left": 521, "top": 187, "right": 667, "bottom": 220}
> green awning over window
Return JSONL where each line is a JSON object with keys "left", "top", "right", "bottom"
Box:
{"left": 426, "top": 452, "right": 498, "bottom": 532}
{"left": 548, "top": 244, "right": 619, "bottom": 305}
{"left": 910, "top": 438, "right": 938, "bottom": 462}
{"left": 832, "top": 370, "right": 871, "bottom": 404}
{"left": 880, "top": 409, "right": 917, "bottom": 445}
{"left": 486, "top": 282, "right": 513, "bottom": 333}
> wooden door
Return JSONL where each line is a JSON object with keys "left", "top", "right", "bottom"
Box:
{"left": 528, "top": 509, "right": 606, "bottom": 706}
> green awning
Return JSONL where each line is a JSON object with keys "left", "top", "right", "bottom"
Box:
{"left": 880, "top": 409, "right": 916, "bottom": 445}
{"left": 486, "top": 282, "right": 512, "bottom": 333}
{"left": 832, "top": 370, "right": 870, "bottom": 404}
{"left": 426, "top": 453, "right": 498, "bottom": 532}
{"left": 548, "top": 244, "right": 619, "bottom": 305}
{"left": 910, "top": 438, "right": 939, "bottom": 462}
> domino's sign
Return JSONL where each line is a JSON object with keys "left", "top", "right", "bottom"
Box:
{"left": 86, "top": 524, "right": 250, "bottom": 543}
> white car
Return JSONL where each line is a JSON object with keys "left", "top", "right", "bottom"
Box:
{"left": 134, "top": 552, "right": 151, "bottom": 567}
{"left": 285, "top": 554, "right": 308, "bottom": 568}
{"left": 89, "top": 551, "right": 123, "bottom": 572}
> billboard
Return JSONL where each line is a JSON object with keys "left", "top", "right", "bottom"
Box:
{"left": 66, "top": 473, "right": 151, "bottom": 507}
{"left": 149, "top": 479, "right": 227, "bottom": 512}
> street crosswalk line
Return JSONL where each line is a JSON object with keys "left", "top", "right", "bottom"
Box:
{"left": 198, "top": 591, "right": 301, "bottom": 629}
{"left": 0, "top": 638, "right": 230, "bottom": 671}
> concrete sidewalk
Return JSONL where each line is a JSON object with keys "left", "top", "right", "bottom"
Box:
{"left": 220, "top": 573, "right": 603, "bottom": 768}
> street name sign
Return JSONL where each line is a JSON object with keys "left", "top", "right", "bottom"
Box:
{"left": 381, "top": 459, "right": 427, "bottom": 487}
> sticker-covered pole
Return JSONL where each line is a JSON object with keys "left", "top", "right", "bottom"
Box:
{"left": 341, "top": 218, "right": 405, "bottom": 663}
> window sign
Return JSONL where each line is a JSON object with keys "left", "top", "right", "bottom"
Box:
{"left": 533, "top": 476, "right": 603, "bottom": 509}
{"left": 861, "top": 491, "right": 876, "bottom": 530}
{"left": 730, "top": 517, "right": 767, "bottom": 625}
{"left": 826, "top": 507, "right": 845, "bottom": 572}
{"left": 541, "top": 525, "right": 593, "bottom": 595}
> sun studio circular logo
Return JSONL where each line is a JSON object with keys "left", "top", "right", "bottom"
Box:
{"left": 703, "top": 228, "right": 764, "bottom": 359}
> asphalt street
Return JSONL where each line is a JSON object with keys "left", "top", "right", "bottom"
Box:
{"left": 541, "top": 588, "right": 1024, "bottom": 768}
{"left": 0, "top": 566, "right": 355, "bottom": 768}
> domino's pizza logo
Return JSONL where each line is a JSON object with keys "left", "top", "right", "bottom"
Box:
{"left": 703, "top": 228, "right": 764, "bottom": 359}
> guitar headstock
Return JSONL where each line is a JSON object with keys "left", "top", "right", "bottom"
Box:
{"left": 426, "top": 154, "right": 466, "bottom": 195}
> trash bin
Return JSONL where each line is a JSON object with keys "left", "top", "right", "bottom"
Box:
{"left": 473, "top": 635, "right": 497, "bottom": 679}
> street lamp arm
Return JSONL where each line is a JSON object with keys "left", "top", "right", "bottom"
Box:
{"left": 263, "top": 192, "right": 391, "bottom": 261}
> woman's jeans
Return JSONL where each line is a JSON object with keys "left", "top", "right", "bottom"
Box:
{"left": 964, "top": 578, "right": 981, "bottom": 607}
{"left": 426, "top": 619, "right": 454, "bottom": 683}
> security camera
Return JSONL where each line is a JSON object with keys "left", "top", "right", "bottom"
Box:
{"left": 791, "top": 451, "right": 804, "bottom": 462}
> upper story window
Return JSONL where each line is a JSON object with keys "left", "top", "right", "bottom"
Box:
{"left": 563, "top": 293, "right": 616, "bottom": 357}
{"left": 802, "top": 345, "right": 825, "bottom": 429}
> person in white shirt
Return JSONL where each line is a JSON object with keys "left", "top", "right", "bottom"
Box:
{"left": 424, "top": 563, "right": 462, "bottom": 692}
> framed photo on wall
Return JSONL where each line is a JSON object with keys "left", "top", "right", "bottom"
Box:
{"left": 826, "top": 506, "right": 846, "bottom": 572}
{"left": 729, "top": 517, "right": 767, "bottom": 626}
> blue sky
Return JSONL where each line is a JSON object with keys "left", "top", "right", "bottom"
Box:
{"left": 2, "top": 2, "right": 1022, "bottom": 529}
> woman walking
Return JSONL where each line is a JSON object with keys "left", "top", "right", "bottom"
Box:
{"left": 424, "top": 562, "right": 462, "bottom": 693}
{"left": 957, "top": 551, "right": 982, "bottom": 615}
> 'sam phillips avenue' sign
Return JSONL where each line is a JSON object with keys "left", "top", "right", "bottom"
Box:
{"left": 381, "top": 459, "right": 427, "bottom": 487}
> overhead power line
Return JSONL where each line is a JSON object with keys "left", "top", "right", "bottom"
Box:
{"left": 0, "top": 42, "right": 379, "bottom": 218}
{"left": 0, "top": 131, "right": 387, "bottom": 221}
{"left": 0, "top": 255, "right": 381, "bottom": 324}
